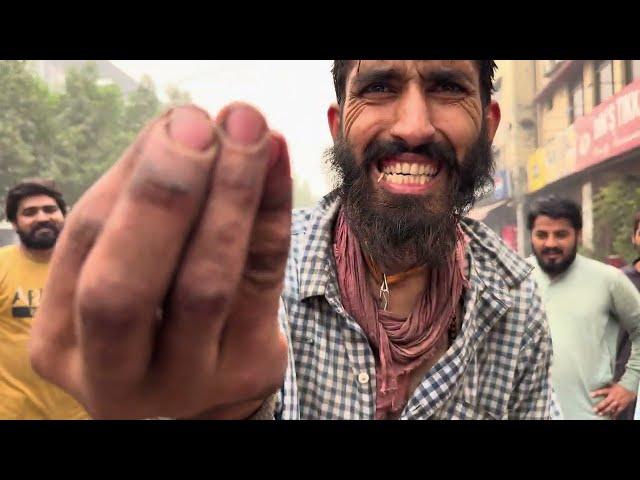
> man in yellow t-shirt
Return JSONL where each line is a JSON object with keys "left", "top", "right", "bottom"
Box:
{"left": 0, "top": 179, "right": 89, "bottom": 419}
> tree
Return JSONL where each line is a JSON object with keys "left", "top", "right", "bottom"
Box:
{"left": 0, "top": 62, "right": 177, "bottom": 208}
{"left": 49, "top": 62, "right": 127, "bottom": 203}
{"left": 0, "top": 61, "right": 59, "bottom": 198}
{"left": 122, "top": 75, "right": 162, "bottom": 136}
{"left": 592, "top": 176, "right": 640, "bottom": 263}
{"left": 164, "top": 84, "right": 192, "bottom": 108}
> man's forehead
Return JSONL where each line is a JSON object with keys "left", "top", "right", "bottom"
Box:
{"left": 349, "top": 60, "right": 478, "bottom": 80}
{"left": 533, "top": 216, "right": 574, "bottom": 230}
{"left": 19, "top": 195, "right": 57, "bottom": 209}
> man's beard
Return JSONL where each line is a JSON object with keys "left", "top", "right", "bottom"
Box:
{"left": 325, "top": 124, "right": 494, "bottom": 268}
{"left": 533, "top": 243, "right": 578, "bottom": 276}
{"left": 17, "top": 221, "right": 61, "bottom": 250}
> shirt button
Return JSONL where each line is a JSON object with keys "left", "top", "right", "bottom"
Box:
{"left": 358, "top": 372, "right": 370, "bottom": 384}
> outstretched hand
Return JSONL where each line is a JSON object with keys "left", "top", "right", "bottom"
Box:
{"left": 30, "top": 104, "right": 292, "bottom": 419}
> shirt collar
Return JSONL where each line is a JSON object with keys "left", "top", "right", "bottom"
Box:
{"left": 297, "top": 192, "right": 533, "bottom": 304}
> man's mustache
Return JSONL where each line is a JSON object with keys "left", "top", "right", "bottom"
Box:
{"left": 541, "top": 247, "right": 563, "bottom": 255}
{"left": 32, "top": 221, "right": 59, "bottom": 234}
{"left": 361, "top": 139, "right": 459, "bottom": 172}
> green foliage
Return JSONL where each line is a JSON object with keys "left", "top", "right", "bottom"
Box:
{"left": 164, "top": 84, "right": 192, "bottom": 108}
{"left": 0, "top": 61, "right": 315, "bottom": 214}
{"left": 0, "top": 61, "right": 165, "bottom": 208}
{"left": 0, "top": 61, "right": 59, "bottom": 195}
{"left": 592, "top": 177, "right": 640, "bottom": 263}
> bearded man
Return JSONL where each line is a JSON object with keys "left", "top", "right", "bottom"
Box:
{"left": 31, "top": 61, "right": 556, "bottom": 420}
{"left": 528, "top": 196, "right": 640, "bottom": 420}
{"left": 0, "top": 179, "right": 89, "bottom": 419}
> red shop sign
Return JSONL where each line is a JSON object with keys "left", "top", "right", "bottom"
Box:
{"left": 575, "top": 79, "right": 640, "bottom": 172}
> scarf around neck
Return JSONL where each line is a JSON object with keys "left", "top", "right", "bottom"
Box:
{"left": 333, "top": 208, "right": 468, "bottom": 419}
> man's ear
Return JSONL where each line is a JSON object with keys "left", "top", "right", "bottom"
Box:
{"left": 485, "top": 100, "right": 501, "bottom": 143}
{"left": 577, "top": 229, "right": 583, "bottom": 246}
{"left": 328, "top": 103, "right": 341, "bottom": 142}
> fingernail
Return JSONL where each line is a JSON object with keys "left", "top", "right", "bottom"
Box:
{"left": 168, "top": 106, "right": 215, "bottom": 151}
{"left": 222, "top": 104, "right": 267, "bottom": 145}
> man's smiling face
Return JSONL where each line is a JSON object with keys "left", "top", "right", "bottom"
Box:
{"left": 326, "top": 60, "right": 500, "bottom": 267}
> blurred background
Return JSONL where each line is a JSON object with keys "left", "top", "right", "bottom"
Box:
{"left": 2, "top": 60, "right": 640, "bottom": 265}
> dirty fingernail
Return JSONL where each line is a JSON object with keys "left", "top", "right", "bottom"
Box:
{"left": 168, "top": 106, "right": 215, "bottom": 151}
{"left": 222, "top": 104, "right": 267, "bottom": 145}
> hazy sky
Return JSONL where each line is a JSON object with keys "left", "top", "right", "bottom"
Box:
{"left": 111, "top": 60, "right": 336, "bottom": 197}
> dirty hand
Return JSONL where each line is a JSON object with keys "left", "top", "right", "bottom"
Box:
{"left": 30, "top": 104, "right": 292, "bottom": 419}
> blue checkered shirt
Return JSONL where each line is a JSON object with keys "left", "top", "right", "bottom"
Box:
{"left": 274, "top": 191, "right": 558, "bottom": 420}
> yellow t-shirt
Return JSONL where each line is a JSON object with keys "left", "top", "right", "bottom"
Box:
{"left": 0, "top": 244, "right": 90, "bottom": 419}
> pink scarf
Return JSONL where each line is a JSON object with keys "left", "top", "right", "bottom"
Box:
{"left": 333, "top": 208, "right": 468, "bottom": 419}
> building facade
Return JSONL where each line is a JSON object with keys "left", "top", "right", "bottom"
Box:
{"left": 526, "top": 60, "right": 640, "bottom": 257}
{"left": 471, "top": 60, "right": 640, "bottom": 259}
{"left": 30, "top": 60, "right": 138, "bottom": 95}
{"left": 469, "top": 60, "right": 537, "bottom": 256}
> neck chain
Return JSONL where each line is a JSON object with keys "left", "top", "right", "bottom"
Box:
{"left": 364, "top": 253, "right": 427, "bottom": 311}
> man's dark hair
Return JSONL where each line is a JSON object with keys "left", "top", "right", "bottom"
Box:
{"left": 331, "top": 60, "right": 498, "bottom": 108}
{"left": 527, "top": 196, "right": 582, "bottom": 231}
{"left": 633, "top": 211, "right": 640, "bottom": 235}
{"left": 5, "top": 179, "right": 67, "bottom": 223}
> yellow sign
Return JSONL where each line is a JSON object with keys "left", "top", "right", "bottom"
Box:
{"left": 527, "top": 148, "right": 548, "bottom": 192}
{"left": 527, "top": 125, "right": 577, "bottom": 192}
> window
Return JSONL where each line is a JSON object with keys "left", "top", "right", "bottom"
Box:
{"left": 595, "top": 60, "right": 614, "bottom": 105}
{"left": 625, "top": 60, "right": 640, "bottom": 85}
{"left": 568, "top": 77, "right": 584, "bottom": 124}
{"left": 545, "top": 96, "right": 553, "bottom": 111}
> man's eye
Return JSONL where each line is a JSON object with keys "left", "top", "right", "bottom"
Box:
{"left": 22, "top": 209, "right": 37, "bottom": 216}
{"left": 363, "top": 83, "right": 392, "bottom": 94}
{"left": 434, "top": 81, "right": 466, "bottom": 94}
{"left": 43, "top": 206, "right": 59, "bottom": 214}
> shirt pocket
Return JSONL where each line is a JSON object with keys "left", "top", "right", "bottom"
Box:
{"left": 449, "top": 399, "right": 503, "bottom": 420}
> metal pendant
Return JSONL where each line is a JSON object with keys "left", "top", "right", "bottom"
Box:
{"left": 379, "top": 274, "right": 389, "bottom": 311}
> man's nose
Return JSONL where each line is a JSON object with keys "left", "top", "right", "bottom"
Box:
{"left": 389, "top": 84, "right": 436, "bottom": 148}
{"left": 34, "top": 209, "right": 50, "bottom": 223}
{"left": 544, "top": 236, "right": 559, "bottom": 249}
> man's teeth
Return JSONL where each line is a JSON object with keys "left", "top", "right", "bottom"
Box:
{"left": 380, "top": 162, "right": 438, "bottom": 184}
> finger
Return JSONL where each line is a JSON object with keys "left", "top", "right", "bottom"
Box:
{"left": 76, "top": 106, "right": 218, "bottom": 395}
{"left": 150, "top": 104, "right": 283, "bottom": 397}
{"left": 214, "top": 130, "right": 292, "bottom": 401}
{"left": 593, "top": 397, "right": 615, "bottom": 415}
{"left": 30, "top": 118, "right": 157, "bottom": 395}
{"left": 602, "top": 400, "right": 619, "bottom": 416}
{"left": 591, "top": 388, "right": 610, "bottom": 398}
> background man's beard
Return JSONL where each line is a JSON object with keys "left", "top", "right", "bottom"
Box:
{"left": 533, "top": 244, "right": 578, "bottom": 276}
{"left": 325, "top": 125, "right": 494, "bottom": 268}
{"left": 17, "top": 222, "right": 61, "bottom": 250}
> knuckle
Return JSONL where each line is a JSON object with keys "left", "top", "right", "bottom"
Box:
{"left": 243, "top": 251, "right": 288, "bottom": 288}
{"left": 66, "top": 214, "right": 104, "bottom": 252}
{"left": 216, "top": 167, "right": 262, "bottom": 208}
{"left": 129, "top": 162, "right": 200, "bottom": 211}
{"left": 211, "top": 216, "right": 249, "bottom": 247}
{"left": 174, "top": 280, "right": 232, "bottom": 315}
{"left": 77, "top": 275, "right": 147, "bottom": 337}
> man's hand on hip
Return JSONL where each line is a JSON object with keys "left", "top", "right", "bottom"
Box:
{"left": 591, "top": 383, "right": 637, "bottom": 418}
